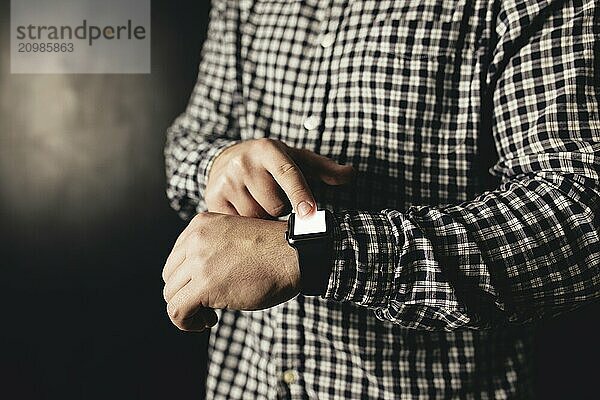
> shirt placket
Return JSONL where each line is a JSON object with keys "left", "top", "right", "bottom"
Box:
{"left": 297, "top": 2, "right": 342, "bottom": 155}
{"left": 276, "top": 3, "right": 345, "bottom": 398}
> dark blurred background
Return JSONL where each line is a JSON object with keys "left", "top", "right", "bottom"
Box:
{"left": 0, "top": 0, "right": 212, "bottom": 398}
{"left": 0, "top": 1, "right": 597, "bottom": 399}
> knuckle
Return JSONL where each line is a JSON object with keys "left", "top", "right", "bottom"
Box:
{"left": 204, "top": 190, "right": 220, "bottom": 208}
{"left": 255, "top": 137, "right": 284, "bottom": 154}
{"left": 276, "top": 162, "right": 298, "bottom": 177}
{"left": 176, "top": 319, "right": 193, "bottom": 332}
{"left": 171, "top": 319, "right": 189, "bottom": 331}
{"left": 255, "top": 137, "right": 275, "bottom": 149}
{"left": 167, "top": 302, "right": 181, "bottom": 321}
{"left": 221, "top": 173, "right": 240, "bottom": 190}
{"left": 208, "top": 173, "right": 237, "bottom": 198}
{"left": 230, "top": 155, "right": 250, "bottom": 175}
{"left": 267, "top": 202, "right": 288, "bottom": 217}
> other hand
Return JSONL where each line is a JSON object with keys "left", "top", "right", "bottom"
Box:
{"left": 162, "top": 212, "right": 299, "bottom": 332}
{"left": 206, "top": 138, "right": 353, "bottom": 218}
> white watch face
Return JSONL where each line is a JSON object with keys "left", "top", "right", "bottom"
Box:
{"left": 293, "top": 210, "right": 326, "bottom": 235}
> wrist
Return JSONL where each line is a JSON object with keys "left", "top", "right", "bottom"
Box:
{"left": 272, "top": 220, "right": 301, "bottom": 293}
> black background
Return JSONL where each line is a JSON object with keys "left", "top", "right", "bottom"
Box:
{"left": 1, "top": 1, "right": 211, "bottom": 398}
{"left": 0, "top": 1, "right": 597, "bottom": 399}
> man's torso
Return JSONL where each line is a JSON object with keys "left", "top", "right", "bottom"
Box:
{"left": 207, "top": 0, "right": 536, "bottom": 398}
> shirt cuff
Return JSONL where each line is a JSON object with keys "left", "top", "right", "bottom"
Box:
{"left": 323, "top": 210, "right": 402, "bottom": 307}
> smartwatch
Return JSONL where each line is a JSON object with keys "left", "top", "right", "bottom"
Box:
{"left": 285, "top": 210, "right": 334, "bottom": 296}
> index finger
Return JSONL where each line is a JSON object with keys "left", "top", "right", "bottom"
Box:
{"left": 262, "top": 146, "right": 316, "bottom": 217}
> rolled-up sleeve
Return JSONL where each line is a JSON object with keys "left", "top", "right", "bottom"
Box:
{"left": 324, "top": 0, "right": 600, "bottom": 330}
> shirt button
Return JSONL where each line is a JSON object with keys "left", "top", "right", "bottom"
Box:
{"left": 320, "top": 33, "right": 335, "bottom": 48}
{"left": 282, "top": 369, "right": 298, "bottom": 385}
{"left": 303, "top": 115, "right": 320, "bottom": 131}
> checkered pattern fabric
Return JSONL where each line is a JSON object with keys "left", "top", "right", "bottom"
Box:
{"left": 165, "top": 0, "right": 600, "bottom": 398}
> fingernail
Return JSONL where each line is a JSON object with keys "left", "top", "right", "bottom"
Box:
{"left": 297, "top": 201, "right": 313, "bottom": 217}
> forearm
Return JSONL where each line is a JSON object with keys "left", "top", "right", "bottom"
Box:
{"left": 324, "top": 169, "right": 600, "bottom": 330}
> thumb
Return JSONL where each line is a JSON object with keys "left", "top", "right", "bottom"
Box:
{"left": 293, "top": 149, "right": 355, "bottom": 186}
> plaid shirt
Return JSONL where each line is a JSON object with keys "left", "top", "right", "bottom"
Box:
{"left": 165, "top": 0, "right": 600, "bottom": 398}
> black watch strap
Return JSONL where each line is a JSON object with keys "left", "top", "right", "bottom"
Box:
{"left": 295, "top": 237, "right": 333, "bottom": 296}
{"left": 292, "top": 210, "right": 334, "bottom": 296}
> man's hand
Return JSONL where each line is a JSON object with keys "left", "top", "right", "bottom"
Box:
{"left": 162, "top": 212, "right": 300, "bottom": 332}
{"left": 206, "top": 138, "right": 354, "bottom": 218}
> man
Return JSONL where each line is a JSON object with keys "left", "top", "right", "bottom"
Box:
{"left": 163, "top": 0, "right": 599, "bottom": 398}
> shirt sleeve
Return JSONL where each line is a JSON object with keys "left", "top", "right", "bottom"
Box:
{"left": 165, "top": 0, "right": 241, "bottom": 220}
{"left": 323, "top": 0, "right": 600, "bottom": 330}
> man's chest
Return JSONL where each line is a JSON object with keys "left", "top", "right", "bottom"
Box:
{"left": 234, "top": 0, "right": 492, "bottom": 208}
